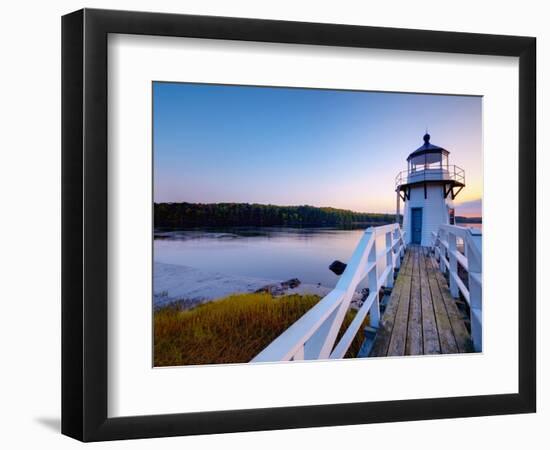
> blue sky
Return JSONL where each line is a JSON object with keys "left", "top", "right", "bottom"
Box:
{"left": 153, "top": 82, "right": 482, "bottom": 216}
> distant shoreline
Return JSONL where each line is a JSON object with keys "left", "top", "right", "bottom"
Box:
{"left": 455, "top": 216, "right": 482, "bottom": 223}
{"left": 154, "top": 202, "right": 397, "bottom": 229}
{"left": 154, "top": 201, "right": 481, "bottom": 229}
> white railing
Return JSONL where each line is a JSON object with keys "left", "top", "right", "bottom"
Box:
{"left": 431, "top": 225, "right": 482, "bottom": 352}
{"left": 251, "top": 223, "right": 406, "bottom": 362}
{"left": 395, "top": 165, "right": 465, "bottom": 189}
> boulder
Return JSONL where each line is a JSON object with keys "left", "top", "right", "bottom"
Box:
{"left": 281, "top": 278, "right": 301, "bottom": 289}
{"left": 329, "top": 260, "right": 347, "bottom": 276}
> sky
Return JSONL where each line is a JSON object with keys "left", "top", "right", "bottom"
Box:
{"left": 153, "top": 82, "right": 482, "bottom": 216}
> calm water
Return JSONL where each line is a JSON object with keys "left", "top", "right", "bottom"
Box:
{"left": 464, "top": 223, "right": 482, "bottom": 230}
{"left": 154, "top": 224, "right": 481, "bottom": 289}
{"left": 154, "top": 227, "right": 366, "bottom": 288}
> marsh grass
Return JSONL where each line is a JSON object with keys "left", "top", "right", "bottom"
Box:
{"left": 154, "top": 293, "right": 368, "bottom": 366}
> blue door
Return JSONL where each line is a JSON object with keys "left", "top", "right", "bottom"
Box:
{"left": 411, "top": 208, "right": 422, "bottom": 244}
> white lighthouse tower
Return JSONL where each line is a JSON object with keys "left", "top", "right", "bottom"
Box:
{"left": 396, "top": 133, "right": 465, "bottom": 246}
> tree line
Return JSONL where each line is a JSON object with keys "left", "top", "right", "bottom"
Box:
{"left": 154, "top": 202, "right": 397, "bottom": 228}
{"left": 455, "top": 216, "right": 482, "bottom": 224}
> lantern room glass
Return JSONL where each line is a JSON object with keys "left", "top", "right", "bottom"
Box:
{"left": 409, "top": 151, "right": 447, "bottom": 173}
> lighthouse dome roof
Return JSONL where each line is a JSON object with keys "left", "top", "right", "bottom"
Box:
{"left": 407, "top": 133, "right": 449, "bottom": 161}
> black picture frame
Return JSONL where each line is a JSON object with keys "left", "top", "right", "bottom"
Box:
{"left": 62, "top": 8, "right": 536, "bottom": 442}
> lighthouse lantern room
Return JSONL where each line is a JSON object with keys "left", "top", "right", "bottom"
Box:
{"left": 396, "top": 133, "right": 465, "bottom": 246}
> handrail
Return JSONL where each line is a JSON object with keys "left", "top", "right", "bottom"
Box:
{"left": 252, "top": 223, "right": 406, "bottom": 362}
{"left": 395, "top": 165, "right": 465, "bottom": 189}
{"left": 431, "top": 225, "right": 482, "bottom": 352}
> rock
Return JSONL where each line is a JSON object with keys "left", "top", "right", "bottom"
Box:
{"left": 329, "top": 260, "right": 347, "bottom": 276}
{"left": 281, "top": 278, "right": 301, "bottom": 289}
{"left": 382, "top": 286, "right": 393, "bottom": 296}
{"left": 255, "top": 284, "right": 278, "bottom": 294}
{"left": 255, "top": 278, "right": 301, "bottom": 296}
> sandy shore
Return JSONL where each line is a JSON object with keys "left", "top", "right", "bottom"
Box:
{"left": 153, "top": 262, "right": 339, "bottom": 308}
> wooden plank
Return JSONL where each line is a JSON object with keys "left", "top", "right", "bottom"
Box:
{"left": 369, "top": 275, "right": 404, "bottom": 357}
{"left": 419, "top": 248, "right": 441, "bottom": 354}
{"left": 369, "top": 250, "right": 411, "bottom": 357}
{"left": 427, "top": 257, "right": 473, "bottom": 353}
{"left": 405, "top": 248, "right": 423, "bottom": 355}
{"left": 400, "top": 246, "right": 413, "bottom": 277}
{"left": 386, "top": 268, "right": 412, "bottom": 356}
{"left": 424, "top": 252, "right": 459, "bottom": 354}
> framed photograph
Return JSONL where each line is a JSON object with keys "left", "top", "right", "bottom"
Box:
{"left": 62, "top": 8, "right": 536, "bottom": 441}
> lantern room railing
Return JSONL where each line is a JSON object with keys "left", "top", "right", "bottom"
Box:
{"left": 395, "top": 165, "right": 465, "bottom": 189}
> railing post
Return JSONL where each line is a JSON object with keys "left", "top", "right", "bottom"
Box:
{"left": 302, "top": 295, "right": 341, "bottom": 360}
{"left": 292, "top": 345, "right": 305, "bottom": 361}
{"left": 368, "top": 233, "right": 380, "bottom": 328}
{"left": 467, "top": 230, "right": 483, "bottom": 352}
{"left": 394, "top": 227, "right": 401, "bottom": 269}
{"left": 448, "top": 232, "right": 459, "bottom": 298}
{"left": 385, "top": 230, "right": 394, "bottom": 288}
{"left": 439, "top": 229, "right": 446, "bottom": 273}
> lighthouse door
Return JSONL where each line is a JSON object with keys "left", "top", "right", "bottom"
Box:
{"left": 411, "top": 208, "right": 423, "bottom": 244}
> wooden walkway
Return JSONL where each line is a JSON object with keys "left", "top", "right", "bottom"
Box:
{"left": 370, "top": 245, "right": 473, "bottom": 357}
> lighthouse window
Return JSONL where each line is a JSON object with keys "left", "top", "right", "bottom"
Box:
{"left": 410, "top": 154, "right": 425, "bottom": 171}
{"left": 410, "top": 153, "right": 438, "bottom": 171}
{"left": 442, "top": 153, "right": 449, "bottom": 169}
{"left": 425, "top": 152, "right": 442, "bottom": 169}
{"left": 409, "top": 151, "right": 448, "bottom": 173}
